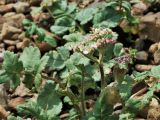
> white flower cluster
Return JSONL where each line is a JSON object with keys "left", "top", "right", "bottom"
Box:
{"left": 75, "top": 28, "right": 118, "bottom": 55}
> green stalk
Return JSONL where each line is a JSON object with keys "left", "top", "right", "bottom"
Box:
{"left": 99, "top": 64, "right": 105, "bottom": 90}
{"left": 119, "top": 0, "right": 123, "bottom": 11}
{"left": 65, "top": 88, "right": 82, "bottom": 117}
{"left": 98, "top": 49, "right": 106, "bottom": 90}
{"left": 80, "top": 66, "right": 86, "bottom": 116}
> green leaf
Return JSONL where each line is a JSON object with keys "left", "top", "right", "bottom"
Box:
{"left": 37, "top": 80, "right": 62, "bottom": 115}
{"left": 36, "top": 28, "right": 46, "bottom": 41}
{"left": 132, "top": 71, "right": 150, "bottom": 81}
{"left": 89, "top": 87, "right": 118, "bottom": 119}
{"left": 151, "top": 65, "right": 160, "bottom": 78}
{"left": 42, "top": 0, "right": 67, "bottom": 16}
{"left": 44, "top": 36, "right": 57, "bottom": 47}
{"left": 17, "top": 101, "right": 43, "bottom": 119}
{"left": 93, "top": 7, "right": 124, "bottom": 28}
{"left": 19, "top": 46, "right": 41, "bottom": 72}
{"left": 36, "top": 55, "right": 49, "bottom": 73}
{"left": 51, "top": 16, "right": 75, "bottom": 35}
{"left": 34, "top": 73, "right": 42, "bottom": 90}
{"left": 76, "top": 7, "right": 98, "bottom": 25}
{"left": 104, "top": 44, "right": 114, "bottom": 62}
{"left": 2, "top": 51, "right": 23, "bottom": 88}
{"left": 69, "top": 52, "right": 90, "bottom": 66}
{"left": 114, "top": 43, "right": 124, "bottom": 56}
{"left": 63, "top": 33, "right": 83, "bottom": 50}
{"left": 57, "top": 46, "right": 70, "bottom": 60}
{"left": 45, "top": 51, "right": 65, "bottom": 70}
{"left": 118, "top": 75, "right": 133, "bottom": 101}
{"left": 19, "top": 46, "right": 48, "bottom": 89}
{"left": 0, "top": 70, "right": 10, "bottom": 84}
{"left": 26, "top": 23, "right": 37, "bottom": 37}
{"left": 67, "top": 2, "right": 77, "bottom": 13}
{"left": 50, "top": 26, "right": 69, "bottom": 35}
{"left": 7, "top": 116, "right": 24, "bottom": 120}
{"left": 3, "top": 51, "right": 22, "bottom": 73}
{"left": 63, "top": 33, "right": 82, "bottom": 42}
{"left": 122, "top": 0, "right": 131, "bottom": 13}
{"left": 23, "top": 73, "right": 34, "bottom": 89}
{"left": 119, "top": 113, "right": 134, "bottom": 120}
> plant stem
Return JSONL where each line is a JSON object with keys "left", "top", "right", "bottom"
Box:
{"left": 41, "top": 74, "right": 61, "bottom": 85}
{"left": 98, "top": 49, "right": 106, "bottom": 90}
{"left": 99, "top": 64, "right": 105, "bottom": 90}
{"left": 80, "top": 66, "right": 86, "bottom": 116}
{"left": 119, "top": 0, "right": 123, "bottom": 11}
{"left": 46, "top": 7, "right": 55, "bottom": 19}
{"left": 65, "top": 88, "right": 82, "bottom": 116}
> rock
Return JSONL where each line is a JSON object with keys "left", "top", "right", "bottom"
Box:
{"left": 13, "top": 83, "right": 30, "bottom": 97}
{"left": 3, "top": 40, "right": 18, "bottom": 45}
{"left": 8, "top": 97, "right": 25, "bottom": 109}
{"left": 154, "top": 49, "right": 160, "bottom": 64}
{"left": 3, "top": 12, "right": 15, "bottom": 17}
{"left": 149, "top": 43, "right": 159, "bottom": 53}
{"left": 0, "top": 52, "right": 4, "bottom": 63}
{"left": 18, "top": 32, "right": 26, "bottom": 40}
{"left": 5, "top": 0, "right": 17, "bottom": 4}
{"left": 139, "top": 12, "right": 160, "bottom": 42}
{"left": 1, "top": 23, "right": 22, "bottom": 40}
{"left": 0, "top": 4, "right": 14, "bottom": 14}
{"left": 31, "top": 11, "right": 50, "bottom": 23}
{"left": 7, "top": 46, "right": 15, "bottom": 51}
{"left": 0, "top": 0, "right": 5, "bottom": 5}
{"left": 36, "top": 42, "right": 53, "bottom": 52}
{"left": 135, "top": 64, "right": 154, "bottom": 71}
{"left": 13, "top": 2, "right": 30, "bottom": 13}
{"left": 148, "top": 98, "right": 160, "bottom": 120}
{"left": 136, "top": 51, "right": 148, "bottom": 61}
{"left": 0, "top": 84, "right": 8, "bottom": 108}
{"left": 29, "top": 0, "right": 41, "bottom": 6}
{"left": 132, "top": 2, "right": 149, "bottom": 15}
{"left": 0, "top": 105, "right": 9, "bottom": 119}
{"left": 134, "top": 39, "right": 145, "bottom": 50}
{"left": 0, "top": 14, "right": 25, "bottom": 31}
{"left": 0, "top": 34, "right": 2, "bottom": 42}
{"left": 16, "top": 38, "right": 30, "bottom": 49}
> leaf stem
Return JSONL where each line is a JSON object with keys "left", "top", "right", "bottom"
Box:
{"left": 98, "top": 49, "right": 106, "bottom": 90}
{"left": 65, "top": 88, "right": 82, "bottom": 117}
{"left": 119, "top": 0, "right": 123, "bottom": 11}
{"left": 80, "top": 66, "right": 86, "bottom": 116}
{"left": 99, "top": 64, "right": 105, "bottom": 90}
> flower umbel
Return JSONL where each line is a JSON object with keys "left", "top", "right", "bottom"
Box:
{"left": 75, "top": 28, "right": 118, "bottom": 55}
{"left": 114, "top": 54, "right": 131, "bottom": 63}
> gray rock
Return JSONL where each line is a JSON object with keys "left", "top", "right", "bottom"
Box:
{"left": 1, "top": 23, "right": 22, "bottom": 40}
{"left": 0, "top": 4, "right": 14, "bottom": 14}
{"left": 0, "top": 84, "right": 8, "bottom": 108}
{"left": 136, "top": 51, "right": 148, "bottom": 61}
{"left": 29, "top": 0, "right": 41, "bottom": 6}
{"left": 139, "top": 12, "right": 160, "bottom": 42}
{"left": 13, "top": 2, "right": 30, "bottom": 13}
{"left": 16, "top": 38, "right": 30, "bottom": 49}
{"left": 18, "top": 32, "right": 26, "bottom": 41}
{"left": 149, "top": 43, "right": 159, "bottom": 54}
{"left": 135, "top": 64, "right": 154, "bottom": 72}
{"left": 154, "top": 49, "right": 160, "bottom": 64}
{"left": 3, "top": 40, "right": 19, "bottom": 45}
{"left": 0, "top": 14, "right": 25, "bottom": 31}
